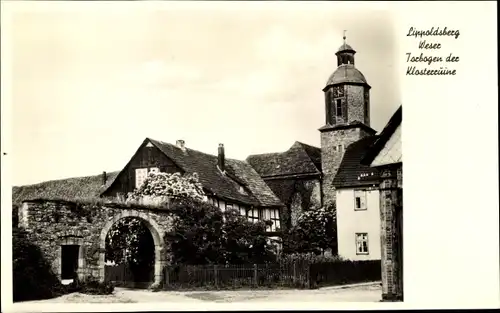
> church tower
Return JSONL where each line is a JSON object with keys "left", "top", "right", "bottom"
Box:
{"left": 320, "top": 32, "right": 376, "bottom": 207}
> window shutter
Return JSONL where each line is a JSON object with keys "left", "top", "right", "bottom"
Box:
{"left": 135, "top": 168, "right": 148, "bottom": 189}
{"left": 360, "top": 191, "right": 367, "bottom": 210}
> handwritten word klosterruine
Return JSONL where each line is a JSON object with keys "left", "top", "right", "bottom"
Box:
{"left": 405, "top": 26, "right": 460, "bottom": 76}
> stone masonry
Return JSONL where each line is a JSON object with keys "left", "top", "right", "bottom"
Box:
{"left": 379, "top": 165, "right": 403, "bottom": 301}
{"left": 18, "top": 200, "right": 173, "bottom": 286}
{"left": 345, "top": 85, "right": 370, "bottom": 125}
{"left": 320, "top": 126, "right": 374, "bottom": 207}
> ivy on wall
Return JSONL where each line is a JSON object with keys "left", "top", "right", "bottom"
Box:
{"left": 265, "top": 178, "right": 317, "bottom": 230}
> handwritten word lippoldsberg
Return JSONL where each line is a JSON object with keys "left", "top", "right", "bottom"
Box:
{"left": 407, "top": 27, "right": 460, "bottom": 39}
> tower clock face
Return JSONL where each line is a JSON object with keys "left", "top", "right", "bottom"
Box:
{"left": 333, "top": 86, "right": 344, "bottom": 97}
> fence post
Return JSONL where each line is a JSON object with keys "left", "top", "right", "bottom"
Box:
{"left": 293, "top": 261, "right": 297, "bottom": 284}
{"left": 165, "top": 267, "right": 169, "bottom": 287}
{"left": 253, "top": 264, "right": 258, "bottom": 287}
{"left": 214, "top": 265, "right": 218, "bottom": 288}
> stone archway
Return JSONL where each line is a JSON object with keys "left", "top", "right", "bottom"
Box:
{"left": 98, "top": 210, "right": 166, "bottom": 286}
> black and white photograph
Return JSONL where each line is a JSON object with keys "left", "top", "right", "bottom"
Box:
{"left": 1, "top": 1, "right": 498, "bottom": 311}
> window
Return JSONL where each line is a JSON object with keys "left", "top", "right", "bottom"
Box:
{"left": 336, "top": 99, "right": 343, "bottom": 116}
{"left": 247, "top": 208, "right": 260, "bottom": 223}
{"left": 219, "top": 201, "right": 226, "bottom": 212}
{"left": 239, "top": 207, "right": 246, "bottom": 217}
{"left": 135, "top": 168, "right": 148, "bottom": 189}
{"left": 337, "top": 144, "right": 343, "bottom": 153}
{"left": 270, "top": 209, "right": 281, "bottom": 232}
{"left": 355, "top": 233, "right": 369, "bottom": 255}
{"left": 226, "top": 203, "right": 233, "bottom": 212}
{"left": 262, "top": 208, "right": 281, "bottom": 232}
{"left": 238, "top": 186, "right": 247, "bottom": 194}
{"left": 135, "top": 167, "right": 159, "bottom": 189}
{"left": 354, "top": 190, "right": 367, "bottom": 211}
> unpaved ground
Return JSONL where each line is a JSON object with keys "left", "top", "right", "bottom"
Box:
{"left": 22, "top": 281, "right": 382, "bottom": 304}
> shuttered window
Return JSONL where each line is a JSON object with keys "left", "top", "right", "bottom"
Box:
{"left": 354, "top": 189, "right": 367, "bottom": 211}
{"left": 135, "top": 167, "right": 159, "bottom": 189}
{"left": 135, "top": 168, "right": 148, "bottom": 189}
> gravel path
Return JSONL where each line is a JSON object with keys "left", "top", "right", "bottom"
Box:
{"left": 20, "top": 281, "right": 382, "bottom": 304}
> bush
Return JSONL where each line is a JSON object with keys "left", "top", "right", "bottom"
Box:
{"left": 79, "top": 279, "right": 115, "bottom": 295}
{"left": 278, "top": 252, "right": 344, "bottom": 265}
{"left": 12, "top": 229, "right": 65, "bottom": 302}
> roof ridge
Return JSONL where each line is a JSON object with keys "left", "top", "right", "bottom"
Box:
{"left": 295, "top": 143, "right": 321, "bottom": 174}
{"left": 15, "top": 171, "right": 120, "bottom": 188}
{"left": 150, "top": 138, "right": 248, "bottom": 162}
{"left": 247, "top": 151, "right": 283, "bottom": 159}
{"left": 295, "top": 141, "right": 320, "bottom": 150}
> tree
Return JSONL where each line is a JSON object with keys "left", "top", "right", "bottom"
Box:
{"left": 165, "top": 205, "right": 277, "bottom": 265}
{"left": 165, "top": 197, "right": 225, "bottom": 265}
{"left": 283, "top": 204, "right": 337, "bottom": 255}
{"left": 13, "top": 228, "right": 65, "bottom": 301}
{"left": 222, "top": 208, "right": 277, "bottom": 264}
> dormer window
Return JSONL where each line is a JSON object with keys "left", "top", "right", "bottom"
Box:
{"left": 238, "top": 185, "right": 248, "bottom": 195}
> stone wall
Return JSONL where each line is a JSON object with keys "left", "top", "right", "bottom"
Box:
{"left": 379, "top": 164, "right": 403, "bottom": 301}
{"left": 345, "top": 85, "right": 369, "bottom": 124}
{"left": 18, "top": 200, "right": 173, "bottom": 284}
{"left": 320, "top": 127, "right": 374, "bottom": 207}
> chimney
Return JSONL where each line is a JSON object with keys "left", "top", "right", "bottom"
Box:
{"left": 218, "top": 143, "right": 225, "bottom": 172}
{"left": 176, "top": 140, "right": 186, "bottom": 151}
{"left": 102, "top": 171, "right": 107, "bottom": 186}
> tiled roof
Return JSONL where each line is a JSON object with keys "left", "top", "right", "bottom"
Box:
{"left": 246, "top": 141, "right": 322, "bottom": 178}
{"left": 332, "top": 136, "right": 380, "bottom": 188}
{"left": 12, "top": 171, "right": 120, "bottom": 206}
{"left": 362, "top": 105, "right": 402, "bottom": 166}
{"left": 143, "top": 139, "right": 283, "bottom": 207}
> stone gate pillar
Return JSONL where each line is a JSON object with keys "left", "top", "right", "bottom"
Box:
{"left": 379, "top": 165, "right": 403, "bottom": 301}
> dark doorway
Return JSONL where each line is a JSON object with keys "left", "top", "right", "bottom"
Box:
{"left": 61, "top": 245, "right": 80, "bottom": 280}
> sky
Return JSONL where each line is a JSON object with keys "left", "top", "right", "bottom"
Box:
{"left": 7, "top": 3, "right": 400, "bottom": 186}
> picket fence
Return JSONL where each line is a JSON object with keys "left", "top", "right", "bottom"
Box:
{"left": 105, "top": 260, "right": 381, "bottom": 290}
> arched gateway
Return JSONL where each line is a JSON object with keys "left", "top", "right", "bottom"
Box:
{"left": 98, "top": 210, "right": 167, "bottom": 285}
{"left": 18, "top": 200, "right": 172, "bottom": 288}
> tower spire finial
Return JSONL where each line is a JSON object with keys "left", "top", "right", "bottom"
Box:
{"left": 343, "top": 30, "right": 347, "bottom": 42}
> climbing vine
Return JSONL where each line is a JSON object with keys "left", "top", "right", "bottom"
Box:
{"left": 106, "top": 172, "right": 206, "bottom": 267}
{"left": 127, "top": 172, "right": 205, "bottom": 203}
